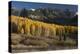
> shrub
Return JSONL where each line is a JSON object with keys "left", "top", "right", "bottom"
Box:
{"left": 11, "top": 34, "right": 23, "bottom": 45}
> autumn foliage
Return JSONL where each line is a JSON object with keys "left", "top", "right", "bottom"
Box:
{"left": 10, "top": 15, "right": 77, "bottom": 37}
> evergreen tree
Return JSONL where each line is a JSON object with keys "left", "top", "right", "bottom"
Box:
{"left": 20, "top": 8, "right": 28, "bottom": 17}
{"left": 64, "top": 9, "right": 71, "bottom": 17}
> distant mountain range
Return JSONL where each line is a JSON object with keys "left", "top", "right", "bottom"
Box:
{"left": 10, "top": 8, "right": 78, "bottom": 26}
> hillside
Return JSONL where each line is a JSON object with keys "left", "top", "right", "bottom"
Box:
{"left": 10, "top": 15, "right": 78, "bottom": 52}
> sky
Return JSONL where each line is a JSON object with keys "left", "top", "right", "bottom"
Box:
{"left": 11, "top": 1, "right": 78, "bottom": 13}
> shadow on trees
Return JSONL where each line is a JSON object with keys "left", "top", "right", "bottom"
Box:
{"left": 11, "top": 22, "right": 18, "bottom": 33}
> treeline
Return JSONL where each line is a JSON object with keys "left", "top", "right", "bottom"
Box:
{"left": 11, "top": 16, "right": 78, "bottom": 41}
